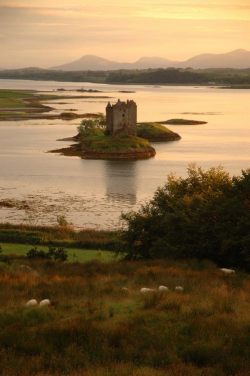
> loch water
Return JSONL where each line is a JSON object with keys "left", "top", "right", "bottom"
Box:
{"left": 0, "top": 79, "right": 249, "bottom": 228}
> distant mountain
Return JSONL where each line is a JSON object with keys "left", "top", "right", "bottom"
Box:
{"left": 52, "top": 55, "right": 124, "bottom": 71}
{"left": 132, "top": 57, "right": 178, "bottom": 69}
{"left": 52, "top": 55, "right": 178, "bottom": 71}
{"left": 179, "top": 49, "right": 250, "bottom": 69}
{"left": 51, "top": 49, "right": 250, "bottom": 71}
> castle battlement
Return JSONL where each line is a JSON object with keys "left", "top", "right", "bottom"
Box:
{"left": 106, "top": 99, "right": 137, "bottom": 136}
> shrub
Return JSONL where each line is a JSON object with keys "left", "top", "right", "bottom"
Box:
{"left": 121, "top": 166, "right": 250, "bottom": 271}
{"left": 26, "top": 247, "right": 68, "bottom": 262}
{"left": 78, "top": 118, "right": 105, "bottom": 138}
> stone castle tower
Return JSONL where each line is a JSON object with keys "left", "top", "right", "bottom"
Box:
{"left": 106, "top": 99, "right": 137, "bottom": 136}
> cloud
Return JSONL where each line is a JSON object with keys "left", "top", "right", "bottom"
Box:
{"left": 0, "top": 0, "right": 249, "bottom": 68}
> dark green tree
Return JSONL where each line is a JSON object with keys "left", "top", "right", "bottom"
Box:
{"left": 121, "top": 166, "right": 250, "bottom": 270}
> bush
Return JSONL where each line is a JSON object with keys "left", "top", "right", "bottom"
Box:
{"left": 121, "top": 166, "right": 250, "bottom": 271}
{"left": 26, "top": 247, "right": 68, "bottom": 262}
{"left": 78, "top": 118, "right": 105, "bottom": 138}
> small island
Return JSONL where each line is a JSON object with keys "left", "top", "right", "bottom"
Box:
{"left": 137, "top": 122, "right": 181, "bottom": 142}
{"left": 51, "top": 100, "right": 181, "bottom": 160}
{"left": 163, "top": 118, "right": 207, "bottom": 125}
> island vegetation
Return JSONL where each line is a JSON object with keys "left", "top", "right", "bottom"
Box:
{"left": 51, "top": 119, "right": 182, "bottom": 160}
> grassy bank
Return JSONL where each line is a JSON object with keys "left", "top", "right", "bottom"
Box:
{"left": 0, "top": 89, "right": 110, "bottom": 121}
{"left": 0, "top": 223, "right": 119, "bottom": 250}
{"left": 0, "top": 89, "right": 34, "bottom": 108}
{"left": 0, "top": 89, "right": 52, "bottom": 119}
{"left": 0, "top": 256, "right": 249, "bottom": 375}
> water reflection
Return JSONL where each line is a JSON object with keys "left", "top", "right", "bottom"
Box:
{"left": 104, "top": 160, "right": 137, "bottom": 205}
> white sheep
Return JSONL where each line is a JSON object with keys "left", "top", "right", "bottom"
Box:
{"left": 25, "top": 299, "right": 38, "bottom": 307}
{"left": 158, "top": 285, "right": 169, "bottom": 292}
{"left": 175, "top": 286, "right": 184, "bottom": 292}
{"left": 39, "top": 299, "right": 51, "bottom": 307}
{"left": 140, "top": 287, "right": 156, "bottom": 294}
{"left": 220, "top": 268, "right": 235, "bottom": 274}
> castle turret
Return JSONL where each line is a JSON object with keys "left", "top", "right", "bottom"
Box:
{"left": 106, "top": 102, "right": 113, "bottom": 134}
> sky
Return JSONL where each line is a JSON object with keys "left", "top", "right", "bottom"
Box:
{"left": 0, "top": 0, "right": 250, "bottom": 68}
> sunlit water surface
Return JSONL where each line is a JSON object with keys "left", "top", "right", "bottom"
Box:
{"left": 0, "top": 79, "right": 249, "bottom": 228}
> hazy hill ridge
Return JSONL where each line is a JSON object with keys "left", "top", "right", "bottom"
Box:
{"left": 52, "top": 49, "right": 250, "bottom": 71}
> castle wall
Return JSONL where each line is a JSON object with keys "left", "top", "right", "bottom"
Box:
{"left": 106, "top": 100, "right": 137, "bottom": 136}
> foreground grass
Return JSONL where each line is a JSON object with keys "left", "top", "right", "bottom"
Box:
{"left": 0, "top": 242, "right": 116, "bottom": 263}
{"left": 0, "top": 257, "right": 249, "bottom": 376}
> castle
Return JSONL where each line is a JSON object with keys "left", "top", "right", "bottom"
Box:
{"left": 106, "top": 99, "right": 137, "bottom": 136}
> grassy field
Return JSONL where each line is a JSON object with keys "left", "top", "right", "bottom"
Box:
{"left": 0, "top": 242, "right": 116, "bottom": 263}
{"left": 0, "top": 253, "right": 249, "bottom": 376}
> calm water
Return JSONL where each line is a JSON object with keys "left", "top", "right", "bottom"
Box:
{"left": 0, "top": 79, "right": 249, "bottom": 228}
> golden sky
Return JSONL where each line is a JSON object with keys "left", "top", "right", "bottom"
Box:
{"left": 0, "top": 0, "right": 250, "bottom": 68}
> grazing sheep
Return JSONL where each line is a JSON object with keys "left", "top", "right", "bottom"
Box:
{"left": 25, "top": 299, "right": 38, "bottom": 307}
{"left": 221, "top": 268, "right": 235, "bottom": 274}
{"left": 175, "top": 286, "right": 184, "bottom": 292}
{"left": 39, "top": 299, "right": 51, "bottom": 307}
{"left": 140, "top": 287, "right": 156, "bottom": 294}
{"left": 158, "top": 285, "right": 169, "bottom": 292}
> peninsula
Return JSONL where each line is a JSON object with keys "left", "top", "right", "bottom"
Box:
{"left": 0, "top": 89, "right": 111, "bottom": 121}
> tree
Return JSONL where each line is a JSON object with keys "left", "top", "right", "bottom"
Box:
{"left": 78, "top": 117, "right": 106, "bottom": 137}
{"left": 121, "top": 166, "right": 250, "bottom": 270}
